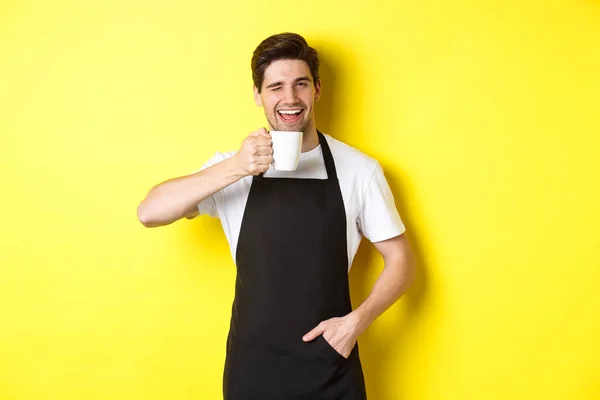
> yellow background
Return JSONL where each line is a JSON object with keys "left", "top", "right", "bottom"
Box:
{"left": 1, "top": 0, "right": 599, "bottom": 399}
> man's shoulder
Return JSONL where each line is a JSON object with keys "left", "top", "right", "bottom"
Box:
{"left": 324, "top": 134, "right": 380, "bottom": 177}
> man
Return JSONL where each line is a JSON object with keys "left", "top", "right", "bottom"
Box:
{"left": 137, "top": 32, "right": 416, "bottom": 400}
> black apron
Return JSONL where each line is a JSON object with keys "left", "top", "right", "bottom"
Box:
{"left": 223, "top": 131, "right": 367, "bottom": 400}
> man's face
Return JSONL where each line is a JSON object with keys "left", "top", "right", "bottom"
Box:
{"left": 254, "top": 59, "right": 321, "bottom": 132}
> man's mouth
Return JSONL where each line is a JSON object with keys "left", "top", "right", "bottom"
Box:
{"left": 277, "top": 108, "right": 304, "bottom": 123}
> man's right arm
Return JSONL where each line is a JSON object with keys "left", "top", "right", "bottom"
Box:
{"left": 137, "top": 128, "right": 272, "bottom": 228}
{"left": 137, "top": 157, "right": 244, "bottom": 228}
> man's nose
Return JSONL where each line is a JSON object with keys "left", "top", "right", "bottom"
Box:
{"left": 282, "top": 85, "right": 299, "bottom": 103}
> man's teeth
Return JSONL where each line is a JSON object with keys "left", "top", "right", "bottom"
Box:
{"left": 278, "top": 110, "right": 302, "bottom": 115}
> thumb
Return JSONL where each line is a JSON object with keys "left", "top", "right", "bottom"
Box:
{"left": 249, "top": 127, "right": 265, "bottom": 137}
{"left": 258, "top": 127, "right": 271, "bottom": 138}
{"left": 303, "top": 323, "right": 326, "bottom": 342}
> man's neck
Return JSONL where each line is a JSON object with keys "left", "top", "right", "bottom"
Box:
{"left": 301, "top": 127, "right": 319, "bottom": 153}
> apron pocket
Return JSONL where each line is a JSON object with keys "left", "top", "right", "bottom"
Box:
{"left": 318, "top": 334, "right": 350, "bottom": 362}
{"left": 234, "top": 319, "right": 348, "bottom": 396}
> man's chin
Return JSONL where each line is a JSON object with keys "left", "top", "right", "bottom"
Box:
{"left": 270, "top": 118, "right": 307, "bottom": 132}
{"left": 274, "top": 125, "right": 304, "bottom": 132}
{"left": 267, "top": 117, "right": 309, "bottom": 132}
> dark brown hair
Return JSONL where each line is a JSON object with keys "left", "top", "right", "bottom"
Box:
{"left": 251, "top": 33, "right": 320, "bottom": 93}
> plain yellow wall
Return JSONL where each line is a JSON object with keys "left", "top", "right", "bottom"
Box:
{"left": 1, "top": 0, "right": 599, "bottom": 399}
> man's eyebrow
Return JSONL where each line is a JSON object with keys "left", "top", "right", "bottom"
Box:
{"left": 265, "top": 76, "right": 312, "bottom": 89}
{"left": 265, "top": 81, "right": 284, "bottom": 89}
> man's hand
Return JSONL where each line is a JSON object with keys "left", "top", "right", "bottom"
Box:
{"left": 233, "top": 128, "right": 273, "bottom": 176}
{"left": 302, "top": 314, "right": 361, "bottom": 359}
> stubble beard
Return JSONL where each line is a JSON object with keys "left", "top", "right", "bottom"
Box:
{"left": 267, "top": 110, "right": 312, "bottom": 133}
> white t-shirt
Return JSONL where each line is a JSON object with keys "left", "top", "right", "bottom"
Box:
{"left": 190, "top": 134, "right": 406, "bottom": 270}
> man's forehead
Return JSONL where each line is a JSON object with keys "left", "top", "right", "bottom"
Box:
{"left": 263, "top": 59, "right": 312, "bottom": 83}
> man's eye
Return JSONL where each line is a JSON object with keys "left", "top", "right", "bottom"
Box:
{"left": 297, "top": 82, "right": 308, "bottom": 87}
{"left": 271, "top": 87, "right": 281, "bottom": 91}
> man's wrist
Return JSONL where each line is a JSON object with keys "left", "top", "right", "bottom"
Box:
{"left": 349, "top": 307, "right": 373, "bottom": 337}
{"left": 225, "top": 156, "right": 248, "bottom": 179}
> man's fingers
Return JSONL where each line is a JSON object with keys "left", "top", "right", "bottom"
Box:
{"left": 302, "top": 323, "right": 326, "bottom": 342}
{"left": 254, "top": 136, "right": 272, "bottom": 147}
{"left": 255, "top": 146, "right": 273, "bottom": 156}
{"left": 255, "top": 155, "right": 272, "bottom": 165}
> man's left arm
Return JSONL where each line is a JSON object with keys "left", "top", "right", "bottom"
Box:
{"left": 303, "top": 233, "right": 416, "bottom": 357}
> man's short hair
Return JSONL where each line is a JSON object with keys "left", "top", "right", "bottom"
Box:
{"left": 251, "top": 32, "right": 320, "bottom": 93}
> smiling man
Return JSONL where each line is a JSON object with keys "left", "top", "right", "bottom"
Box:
{"left": 137, "top": 33, "right": 416, "bottom": 400}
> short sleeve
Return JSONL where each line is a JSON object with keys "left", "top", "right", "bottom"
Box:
{"left": 357, "top": 164, "right": 406, "bottom": 242}
{"left": 187, "top": 152, "right": 230, "bottom": 218}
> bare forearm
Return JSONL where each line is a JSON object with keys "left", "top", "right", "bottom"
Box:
{"left": 302, "top": 238, "right": 416, "bottom": 357}
{"left": 351, "top": 258, "right": 415, "bottom": 335}
{"left": 137, "top": 157, "right": 244, "bottom": 227}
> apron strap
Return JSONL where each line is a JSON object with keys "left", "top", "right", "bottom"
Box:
{"left": 317, "top": 130, "right": 338, "bottom": 181}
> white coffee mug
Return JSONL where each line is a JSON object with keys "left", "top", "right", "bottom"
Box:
{"left": 270, "top": 131, "right": 303, "bottom": 171}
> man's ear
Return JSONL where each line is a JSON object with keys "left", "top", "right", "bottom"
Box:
{"left": 253, "top": 85, "right": 263, "bottom": 107}
{"left": 314, "top": 79, "right": 322, "bottom": 102}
